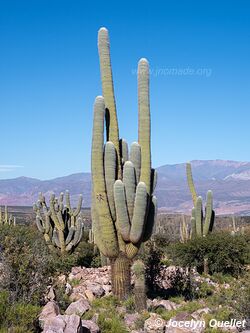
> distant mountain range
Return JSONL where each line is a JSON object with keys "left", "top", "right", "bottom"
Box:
{"left": 1, "top": 160, "right": 250, "bottom": 215}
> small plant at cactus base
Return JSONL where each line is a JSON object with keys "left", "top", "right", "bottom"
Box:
{"left": 91, "top": 27, "right": 157, "bottom": 300}
{"left": 0, "top": 205, "right": 16, "bottom": 226}
{"left": 186, "top": 162, "right": 215, "bottom": 238}
{"left": 33, "top": 191, "right": 84, "bottom": 254}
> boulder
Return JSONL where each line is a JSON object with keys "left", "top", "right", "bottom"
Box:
{"left": 124, "top": 313, "right": 140, "bottom": 330}
{"left": 39, "top": 301, "right": 60, "bottom": 328}
{"left": 85, "top": 282, "right": 105, "bottom": 297}
{"left": 65, "top": 298, "right": 90, "bottom": 316}
{"left": 144, "top": 313, "right": 166, "bottom": 333}
{"left": 63, "top": 314, "right": 82, "bottom": 333}
{"left": 81, "top": 320, "right": 100, "bottom": 333}
{"left": 43, "top": 316, "right": 66, "bottom": 333}
{"left": 192, "top": 307, "right": 211, "bottom": 320}
{"left": 152, "top": 299, "right": 179, "bottom": 311}
{"left": 85, "top": 289, "right": 95, "bottom": 302}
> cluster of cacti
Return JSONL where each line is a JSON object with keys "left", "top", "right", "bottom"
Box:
{"left": 231, "top": 215, "right": 245, "bottom": 236}
{"left": 33, "top": 191, "right": 83, "bottom": 254}
{"left": 0, "top": 206, "right": 16, "bottom": 226}
{"left": 131, "top": 260, "right": 147, "bottom": 311}
{"left": 91, "top": 27, "right": 157, "bottom": 299}
{"left": 186, "top": 162, "right": 215, "bottom": 237}
{"left": 179, "top": 215, "right": 191, "bottom": 243}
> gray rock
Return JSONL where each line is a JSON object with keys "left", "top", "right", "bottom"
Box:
{"left": 144, "top": 313, "right": 166, "bottom": 333}
{"left": 86, "top": 282, "right": 105, "bottom": 297}
{"left": 39, "top": 301, "right": 60, "bottom": 328}
{"left": 124, "top": 313, "right": 140, "bottom": 330}
{"left": 152, "top": 299, "right": 179, "bottom": 311}
{"left": 63, "top": 314, "right": 82, "bottom": 333}
{"left": 65, "top": 298, "right": 90, "bottom": 316}
{"left": 192, "top": 307, "right": 211, "bottom": 320}
{"left": 81, "top": 320, "right": 100, "bottom": 333}
{"left": 43, "top": 316, "right": 66, "bottom": 333}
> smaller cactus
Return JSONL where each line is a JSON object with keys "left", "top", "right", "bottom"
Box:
{"left": 231, "top": 215, "right": 245, "bottom": 236}
{"left": 186, "top": 163, "right": 215, "bottom": 237}
{"left": 0, "top": 206, "right": 16, "bottom": 226}
{"left": 180, "top": 215, "right": 191, "bottom": 243}
{"left": 191, "top": 192, "right": 215, "bottom": 237}
{"left": 33, "top": 191, "right": 84, "bottom": 254}
{"left": 132, "top": 260, "right": 147, "bottom": 312}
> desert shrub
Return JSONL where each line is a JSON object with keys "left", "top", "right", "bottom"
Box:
{"left": 0, "top": 224, "right": 95, "bottom": 305}
{"left": 0, "top": 224, "right": 53, "bottom": 304}
{"left": 0, "top": 291, "right": 40, "bottom": 332}
{"left": 162, "top": 267, "right": 197, "bottom": 300}
{"left": 167, "top": 232, "right": 250, "bottom": 276}
{"left": 138, "top": 241, "right": 163, "bottom": 295}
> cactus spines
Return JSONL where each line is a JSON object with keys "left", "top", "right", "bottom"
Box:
{"left": 92, "top": 28, "right": 157, "bottom": 299}
{"left": 186, "top": 163, "right": 215, "bottom": 238}
{"left": 132, "top": 260, "right": 147, "bottom": 312}
{"left": 33, "top": 191, "right": 84, "bottom": 254}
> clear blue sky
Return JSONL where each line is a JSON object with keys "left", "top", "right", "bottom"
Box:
{"left": 0, "top": 0, "right": 249, "bottom": 179}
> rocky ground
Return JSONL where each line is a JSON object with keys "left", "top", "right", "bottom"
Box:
{"left": 38, "top": 266, "right": 250, "bottom": 333}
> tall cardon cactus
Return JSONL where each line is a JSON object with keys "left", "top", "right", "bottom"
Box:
{"left": 91, "top": 27, "right": 157, "bottom": 299}
{"left": 33, "top": 191, "right": 84, "bottom": 253}
{"left": 186, "top": 162, "right": 215, "bottom": 237}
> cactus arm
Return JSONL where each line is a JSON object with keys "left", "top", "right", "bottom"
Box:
{"left": 203, "top": 190, "right": 213, "bottom": 236}
{"left": 138, "top": 59, "right": 151, "bottom": 195}
{"left": 142, "top": 195, "right": 157, "bottom": 242}
{"left": 190, "top": 216, "right": 196, "bottom": 239}
{"left": 73, "top": 194, "right": 83, "bottom": 217}
{"left": 120, "top": 138, "right": 129, "bottom": 164}
{"left": 97, "top": 28, "right": 121, "bottom": 177}
{"left": 73, "top": 217, "right": 83, "bottom": 245}
{"left": 130, "top": 142, "right": 141, "bottom": 184}
{"left": 114, "top": 180, "right": 131, "bottom": 241}
{"left": 35, "top": 216, "right": 45, "bottom": 233}
{"left": 104, "top": 141, "right": 117, "bottom": 221}
{"left": 130, "top": 182, "right": 148, "bottom": 244}
{"left": 65, "top": 190, "right": 72, "bottom": 212}
{"left": 65, "top": 227, "right": 75, "bottom": 245}
{"left": 151, "top": 169, "right": 157, "bottom": 193}
{"left": 52, "top": 230, "right": 61, "bottom": 248}
{"left": 186, "top": 162, "right": 198, "bottom": 205}
{"left": 59, "top": 192, "right": 64, "bottom": 211}
{"left": 91, "top": 96, "right": 118, "bottom": 257}
{"left": 123, "top": 161, "right": 136, "bottom": 221}
{"left": 195, "top": 196, "right": 203, "bottom": 237}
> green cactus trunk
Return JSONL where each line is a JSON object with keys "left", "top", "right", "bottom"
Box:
{"left": 111, "top": 254, "right": 131, "bottom": 300}
{"left": 132, "top": 260, "right": 147, "bottom": 312}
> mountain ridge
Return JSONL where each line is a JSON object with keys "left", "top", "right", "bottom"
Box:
{"left": 1, "top": 160, "right": 250, "bottom": 215}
